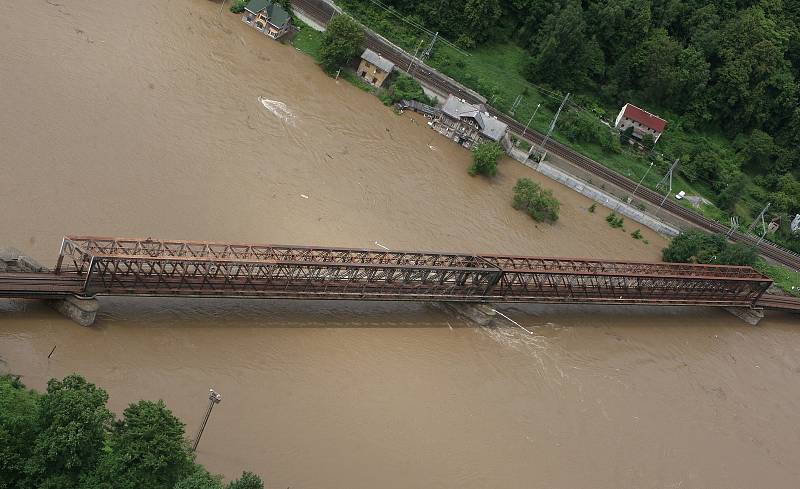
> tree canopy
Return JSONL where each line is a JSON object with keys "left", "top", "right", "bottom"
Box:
{"left": 0, "top": 375, "right": 263, "bottom": 489}
{"left": 319, "top": 15, "right": 365, "bottom": 72}
{"left": 468, "top": 141, "right": 504, "bottom": 176}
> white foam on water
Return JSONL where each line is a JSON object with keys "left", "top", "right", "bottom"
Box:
{"left": 258, "top": 96, "right": 296, "bottom": 126}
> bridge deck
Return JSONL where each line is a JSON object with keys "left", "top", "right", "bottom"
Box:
{"left": 0, "top": 236, "right": 787, "bottom": 311}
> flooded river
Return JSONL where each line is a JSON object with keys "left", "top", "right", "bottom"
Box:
{"left": 1, "top": 1, "right": 799, "bottom": 487}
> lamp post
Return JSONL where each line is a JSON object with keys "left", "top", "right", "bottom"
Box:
{"left": 192, "top": 388, "right": 222, "bottom": 452}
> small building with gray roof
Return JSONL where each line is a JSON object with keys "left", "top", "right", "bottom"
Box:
{"left": 357, "top": 49, "right": 395, "bottom": 88}
{"left": 432, "top": 94, "right": 508, "bottom": 149}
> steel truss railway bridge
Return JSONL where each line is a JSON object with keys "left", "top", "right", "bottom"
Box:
{"left": 2, "top": 236, "right": 798, "bottom": 326}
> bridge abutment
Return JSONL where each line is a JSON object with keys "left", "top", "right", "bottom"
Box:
{"left": 724, "top": 306, "right": 764, "bottom": 326}
{"left": 50, "top": 296, "right": 99, "bottom": 327}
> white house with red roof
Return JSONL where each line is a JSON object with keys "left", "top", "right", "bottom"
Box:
{"left": 614, "top": 103, "right": 667, "bottom": 144}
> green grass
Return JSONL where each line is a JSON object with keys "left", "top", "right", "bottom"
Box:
{"left": 290, "top": 18, "right": 324, "bottom": 61}
{"left": 755, "top": 259, "right": 800, "bottom": 297}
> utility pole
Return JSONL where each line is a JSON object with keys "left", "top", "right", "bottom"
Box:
{"left": 522, "top": 103, "right": 540, "bottom": 138}
{"left": 657, "top": 159, "right": 679, "bottom": 208}
{"left": 407, "top": 38, "right": 424, "bottom": 75}
{"left": 629, "top": 161, "right": 654, "bottom": 203}
{"left": 192, "top": 389, "right": 222, "bottom": 452}
{"left": 533, "top": 93, "right": 569, "bottom": 162}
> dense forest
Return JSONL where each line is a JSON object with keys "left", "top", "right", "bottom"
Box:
{"left": 341, "top": 0, "right": 800, "bottom": 249}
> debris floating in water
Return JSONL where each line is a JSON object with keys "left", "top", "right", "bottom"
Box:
{"left": 258, "top": 96, "right": 296, "bottom": 126}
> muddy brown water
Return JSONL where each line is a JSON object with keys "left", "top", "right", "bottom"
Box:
{"left": 2, "top": 1, "right": 799, "bottom": 488}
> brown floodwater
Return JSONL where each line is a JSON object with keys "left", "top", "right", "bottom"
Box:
{"left": 1, "top": 1, "right": 799, "bottom": 487}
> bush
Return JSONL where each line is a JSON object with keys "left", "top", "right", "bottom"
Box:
{"left": 662, "top": 229, "right": 756, "bottom": 266}
{"left": 512, "top": 178, "right": 560, "bottom": 222}
{"left": 588, "top": 203, "right": 597, "bottom": 213}
{"left": 468, "top": 142, "right": 503, "bottom": 177}
{"left": 631, "top": 229, "right": 643, "bottom": 240}
{"left": 605, "top": 212, "right": 624, "bottom": 228}
{"left": 385, "top": 74, "right": 434, "bottom": 105}
{"left": 230, "top": 0, "right": 248, "bottom": 13}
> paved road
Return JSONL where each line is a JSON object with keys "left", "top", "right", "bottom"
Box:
{"left": 291, "top": 0, "right": 800, "bottom": 271}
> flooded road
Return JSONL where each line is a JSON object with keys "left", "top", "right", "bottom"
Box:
{"left": 1, "top": 1, "right": 799, "bottom": 487}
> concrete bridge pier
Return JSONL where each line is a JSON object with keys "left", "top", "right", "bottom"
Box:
{"left": 50, "top": 296, "right": 99, "bottom": 327}
{"left": 724, "top": 306, "right": 764, "bottom": 326}
{"left": 442, "top": 302, "right": 497, "bottom": 327}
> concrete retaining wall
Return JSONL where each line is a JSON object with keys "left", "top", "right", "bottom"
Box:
{"left": 535, "top": 161, "right": 681, "bottom": 237}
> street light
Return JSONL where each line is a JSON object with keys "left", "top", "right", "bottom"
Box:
{"left": 522, "top": 103, "right": 541, "bottom": 138}
{"left": 192, "top": 388, "right": 222, "bottom": 452}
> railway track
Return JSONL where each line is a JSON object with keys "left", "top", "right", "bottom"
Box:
{"left": 291, "top": 0, "right": 800, "bottom": 271}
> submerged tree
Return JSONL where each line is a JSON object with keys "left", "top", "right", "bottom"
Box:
{"left": 512, "top": 178, "right": 560, "bottom": 222}
{"left": 468, "top": 141, "right": 504, "bottom": 176}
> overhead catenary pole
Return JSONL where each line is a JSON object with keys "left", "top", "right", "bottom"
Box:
{"left": 534, "top": 93, "right": 570, "bottom": 162}
{"left": 192, "top": 389, "right": 222, "bottom": 452}
{"left": 510, "top": 94, "right": 523, "bottom": 115}
{"left": 422, "top": 31, "right": 438, "bottom": 60}
{"left": 522, "top": 103, "right": 541, "bottom": 138}
{"left": 407, "top": 38, "right": 425, "bottom": 74}
{"left": 657, "top": 159, "right": 679, "bottom": 208}
{"left": 629, "top": 161, "right": 654, "bottom": 203}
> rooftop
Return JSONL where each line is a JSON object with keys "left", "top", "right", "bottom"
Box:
{"left": 244, "top": 0, "right": 290, "bottom": 27}
{"left": 621, "top": 103, "right": 667, "bottom": 132}
{"left": 441, "top": 95, "right": 508, "bottom": 141}
{"left": 360, "top": 49, "right": 395, "bottom": 74}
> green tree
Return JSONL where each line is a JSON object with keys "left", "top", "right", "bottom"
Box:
{"left": 99, "top": 400, "right": 194, "bottom": 489}
{"left": 662, "top": 229, "right": 755, "bottom": 265}
{"left": 229, "top": 0, "right": 247, "bottom": 14}
{"left": 512, "top": 178, "right": 560, "bottom": 222}
{"left": 716, "top": 172, "right": 748, "bottom": 212}
{"left": 26, "top": 375, "right": 113, "bottom": 489}
{"left": 525, "top": 0, "right": 605, "bottom": 89}
{"left": 319, "top": 16, "right": 365, "bottom": 72}
{"left": 174, "top": 467, "right": 223, "bottom": 489}
{"left": 0, "top": 376, "right": 39, "bottom": 489}
{"left": 226, "top": 471, "right": 265, "bottom": 489}
{"left": 468, "top": 141, "right": 504, "bottom": 176}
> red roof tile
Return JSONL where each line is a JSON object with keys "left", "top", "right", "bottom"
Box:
{"left": 622, "top": 104, "right": 667, "bottom": 132}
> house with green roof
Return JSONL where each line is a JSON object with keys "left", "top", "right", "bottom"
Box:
{"left": 242, "top": 0, "right": 291, "bottom": 40}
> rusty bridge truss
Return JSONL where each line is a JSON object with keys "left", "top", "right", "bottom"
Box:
{"left": 39, "top": 236, "right": 773, "bottom": 308}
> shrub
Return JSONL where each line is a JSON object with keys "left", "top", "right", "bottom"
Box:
{"left": 230, "top": 0, "right": 248, "bottom": 13}
{"left": 588, "top": 203, "right": 597, "bottom": 213}
{"left": 606, "top": 212, "right": 624, "bottom": 228}
{"left": 512, "top": 178, "right": 560, "bottom": 222}
{"left": 469, "top": 142, "right": 503, "bottom": 177}
{"left": 631, "top": 229, "right": 643, "bottom": 240}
